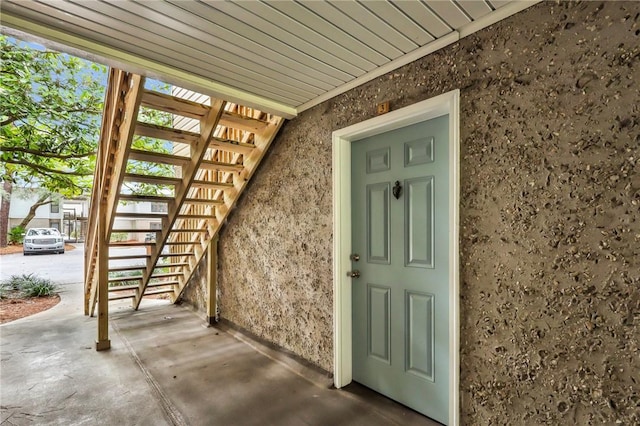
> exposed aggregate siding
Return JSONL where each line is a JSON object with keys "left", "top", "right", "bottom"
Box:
{"left": 181, "top": 2, "right": 639, "bottom": 423}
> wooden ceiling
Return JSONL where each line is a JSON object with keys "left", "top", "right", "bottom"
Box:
{"left": 1, "top": 1, "right": 538, "bottom": 117}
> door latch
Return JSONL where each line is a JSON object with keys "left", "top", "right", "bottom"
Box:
{"left": 347, "top": 270, "right": 361, "bottom": 278}
{"left": 350, "top": 253, "right": 360, "bottom": 262}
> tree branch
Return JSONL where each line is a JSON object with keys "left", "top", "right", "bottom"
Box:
{"left": 4, "top": 159, "right": 93, "bottom": 176}
{"left": 0, "top": 115, "right": 21, "bottom": 127}
{"left": 1, "top": 146, "right": 95, "bottom": 159}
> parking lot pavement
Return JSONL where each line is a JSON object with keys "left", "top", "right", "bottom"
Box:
{"left": 0, "top": 243, "right": 85, "bottom": 285}
{"left": 0, "top": 245, "right": 149, "bottom": 285}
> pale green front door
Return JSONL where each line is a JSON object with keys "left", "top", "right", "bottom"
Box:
{"left": 351, "top": 115, "right": 450, "bottom": 424}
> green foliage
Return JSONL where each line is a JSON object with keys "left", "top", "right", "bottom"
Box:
{"left": 8, "top": 225, "right": 25, "bottom": 244}
{"left": 108, "top": 268, "right": 143, "bottom": 287}
{"left": 21, "top": 278, "right": 58, "bottom": 297}
{"left": 1, "top": 273, "right": 57, "bottom": 297}
{"left": 110, "top": 232, "right": 129, "bottom": 242}
{"left": 0, "top": 35, "right": 106, "bottom": 195}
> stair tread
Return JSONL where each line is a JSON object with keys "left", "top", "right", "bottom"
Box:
{"left": 154, "top": 262, "right": 189, "bottom": 267}
{"left": 143, "top": 288, "right": 175, "bottom": 296}
{"left": 109, "top": 254, "right": 151, "bottom": 260}
{"left": 140, "top": 89, "right": 208, "bottom": 120}
{"left": 200, "top": 160, "right": 244, "bottom": 172}
{"left": 108, "top": 276, "right": 143, "bottom": 283}
{"left": 128, "top": 148, "right": 189, "bottom": 166}
{"left": 123, "top": 173, "right": 181, "bottom": 185}
{"left": 191, "top": 180, "right": 234, "bottom": 188}
{"left": 209, "top": 137, "right": 255, "bottom": 155}
{"left": 118, "top": 194, "right": 173, "bottom": 202}
{"left": 112, "top": 229, "right": 161, "bottom": 233}
{"left": 135, "top": 122, "right": 199, "bottom": 145}
{"left": 108, "top": 241, "right": 156, "bottom": 246}
{"left": 114, "top": 212, "right": 168, "bottom": 218}
{"left": 109, "top": 281, "right": 178, "bottom": 292}
{"left": 108, "top": 294, "right": 135, "bottom": 301}
{"left": 108, "top": 265, "right": 146, "bottom": 272}
{"left": 183, "top": 198, "right": 223, "bottom": 205}
{"left": 151, "top": 272, "right": 183, "bottom": 278}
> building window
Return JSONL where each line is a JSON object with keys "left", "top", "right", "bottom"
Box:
{"left": 151, "top": 202, "right": 168, "bottom": 213}
{"left": 50, "top": 220, "right": 60, "bottom": 230}
{"left": 50, "top": 202, "right": 60, "bottom": 213}
{"left": 149, "top": 221, "right": 162, "bottom": 230}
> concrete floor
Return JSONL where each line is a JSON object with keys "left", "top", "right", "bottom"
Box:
{"left": 0, "top": 281, "right": 440, "bottom": 426}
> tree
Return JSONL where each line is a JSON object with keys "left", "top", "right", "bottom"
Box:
{"left": 0, "top": 35, "right": 106, "bottom": 246}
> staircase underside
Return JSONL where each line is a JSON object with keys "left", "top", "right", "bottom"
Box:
{"left": 84, "top": 69, "right": 284, "bottom": 318}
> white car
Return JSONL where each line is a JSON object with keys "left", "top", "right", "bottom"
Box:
{"left": 23, "top": 228, "right": 65, "bottom": 255}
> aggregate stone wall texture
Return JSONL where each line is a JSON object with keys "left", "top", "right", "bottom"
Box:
{"left": 182, "top": 2, "right": 639, "bottom": 424}
{"left": 180, "top": 250, "right": 207, "bottom": 316}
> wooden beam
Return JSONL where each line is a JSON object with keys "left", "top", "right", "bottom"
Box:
{"left": 140, "top": 89, "right": 208, "bottom": 120}
{"left": 191, "top": 180, "right": 234, "bottom": 190}
{"left": 219, "top": 111, "right": 268, "bottom": 133}
{"left": 114, "top": 212, "right": 168, "bottom": 219}
{"left": 209, "top": 137, "right": 255, "bottom": 155}
{"left": 118, "top": 194, "right": 173, "bottom": 203}
{"left": 199, "top": 160, "right": 244, "bottom": 173}
{"left": 207, "top": 236, "right": 218, "bottom": 324}
{"left": 135, "top": 122, "right": 199, "bottom": 145}
{"left": 96, "top": 199, "right": 110, "bottom": 351}
{"left": 128, "top": 149, "right": 189, "bottom": 166}
{"left": 109, "top": 254, "right": 151, "bottom": 261}
{"left": 123, "top": 173, "right": 181, "bottom": 185}
{"left": 184, "top": 198, "right": 223, "bottom": 206}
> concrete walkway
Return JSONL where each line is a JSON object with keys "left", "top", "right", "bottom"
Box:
{"left": 1, "top": 281, "right": 438, "bottom": 426}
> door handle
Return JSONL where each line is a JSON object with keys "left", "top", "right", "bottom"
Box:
{"left": 347, "top": 270, "right": 360, "bottom": 278}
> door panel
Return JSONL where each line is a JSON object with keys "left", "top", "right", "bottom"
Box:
{"left": 367, "top": 182, "right": 390, "bottom": 263}
{"left": 406, "top": 291, "right": 435, "bottom": 381}
{"left": 405, "top": 176, "right": 434, "bottom": 268}
{"left": 351, "top": 115, "right": 450, "bottom": 424}
{"left": 367, "top": 284, "right": 391, "bottom": 363}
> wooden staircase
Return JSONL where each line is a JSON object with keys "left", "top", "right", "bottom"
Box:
{"left": 84, "top": 69, "right": 284, "bottom": 320}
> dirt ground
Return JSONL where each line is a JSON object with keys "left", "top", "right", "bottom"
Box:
{"left": 0, "top": 244, "right": 70, "bottom": 323}
{"left": 0, "top": 295, "right": 60, "bottom": 324}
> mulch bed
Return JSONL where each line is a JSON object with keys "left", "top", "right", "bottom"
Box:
{"left": 0, "top": 294, "right": 61, "bottom": 324}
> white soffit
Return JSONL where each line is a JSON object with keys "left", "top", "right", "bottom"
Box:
{"left": 0, "top": 0, "right": 539, "bottom": 118}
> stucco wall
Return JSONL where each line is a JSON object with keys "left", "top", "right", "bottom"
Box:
{"left": 182, "top": 2, "right": 639, "bottom": 423}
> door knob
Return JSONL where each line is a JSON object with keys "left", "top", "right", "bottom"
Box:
{"left": 347, "top": 270, "right": 360, "bottom": 278}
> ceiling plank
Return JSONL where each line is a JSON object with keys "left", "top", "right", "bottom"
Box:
{"left": 393, "top": 2, "right": 453, "bottom": 38}
{"left": 267, "top": 0, "right": 390, "bottom": 66}
{"left": 359, "top": 1, "right": 435, "bottom": 46}
{"left": 456, "top": 1, "right": 493, "bottom": 20}
{"left": 327, "top": 1, "right": 419, "bottom": 54}
{"left": 188, "top": 0, "right": 360, "bottom": 80}
{"left": 426, "top": 1, "right": 472, "bottom": 30}
{"left": 68, "top": 0, "right": 328, "bottom": 97}
{"left": 1, "top": 4, "right": 299, "bottom": 116}
{"left": 301, "top": 1, "right": 405, "bottom": 60}
{"left": 235, "top": 1, "right": 378, "bottom": 73}
{"left": 120, "top": 0, "right": 345, "bottom": 88}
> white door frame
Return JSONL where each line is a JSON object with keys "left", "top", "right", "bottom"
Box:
{"left": 332, "top": 89, "right": 460, "bottom": 425}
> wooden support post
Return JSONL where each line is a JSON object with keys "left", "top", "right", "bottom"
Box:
{"left": 96, "top": 199, "right": 111, "bottom": 351}
{"left": 206, "top": 236, "right": 218, "bottom": 325}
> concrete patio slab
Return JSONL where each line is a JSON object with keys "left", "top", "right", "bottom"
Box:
{"left": 1, "top": 280, "right": 439, "bottom": 425}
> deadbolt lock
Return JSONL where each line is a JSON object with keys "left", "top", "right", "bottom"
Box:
{"left": 347, "top": 270, "right": 361, "bottom": 278}
{"left": 350, "top": 253, "right": 360, "bottom": 262}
